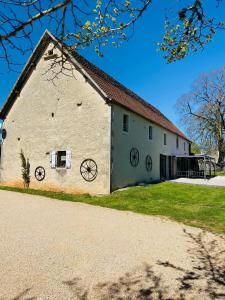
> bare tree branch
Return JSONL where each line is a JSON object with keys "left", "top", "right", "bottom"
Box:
{"left": 177, "top": 68, "right": 225, "bottom": 167}
{"left": 0, "top": 0, "right": 152, "bottom": 70}
{"left": 0, "top": 0, "right": 72, "bottom": 41}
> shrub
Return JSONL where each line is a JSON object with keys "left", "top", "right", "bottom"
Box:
{"left": 20, "top": 150, "right": 30, "bottom": 188}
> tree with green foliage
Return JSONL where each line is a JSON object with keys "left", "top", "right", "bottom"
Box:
{"left": 191, "top": 142, "right": 201, "bottom": 154}
{"left": 177, "top": 68, "right": 225, "bottom": 167}
{"left": 0, "top": 0, "right": 224, "bottom": 70}
{"left": 158, "top": 0, "right": 225, "bottom": 63}
{"left": 20, "top": 150, "right": 30, "bottom": 188}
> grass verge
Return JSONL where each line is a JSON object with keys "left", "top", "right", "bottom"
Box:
{"left": 0, "top": 182, "right": 225, "bottom": 233}
{"left": 216, "top": 171, "right": 225, "bottom": 176}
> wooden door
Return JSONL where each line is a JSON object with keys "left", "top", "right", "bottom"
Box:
{"left": 160, "top": 154, "right": 167, "bottom": 180}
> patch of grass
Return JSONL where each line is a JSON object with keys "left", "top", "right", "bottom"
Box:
{"left": 0, "top": 183, "right": 225, "bottom": 233}
{"left": 216, "top": 171, "right": 225, "bottom": 176}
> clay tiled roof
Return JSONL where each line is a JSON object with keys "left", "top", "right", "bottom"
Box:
{"left": 73, "top": 52, "right": 189, "bottom": 141}
{"left": 0, "top": 30, "right": 189, "bottom": 141}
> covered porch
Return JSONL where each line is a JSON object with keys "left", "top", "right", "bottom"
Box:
{"left": 176, "top": 154, "right": 216, "bottom": 179}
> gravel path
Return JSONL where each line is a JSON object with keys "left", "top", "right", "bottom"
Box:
{"left": 0, "top": 190, "right": 224, "bottom": 300}
{"left": 170, "top": 175, "right": 225, "bottom": 187}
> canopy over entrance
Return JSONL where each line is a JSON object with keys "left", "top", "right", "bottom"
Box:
{"left": 176, "top": 154, "right": 216, "bottom": 179}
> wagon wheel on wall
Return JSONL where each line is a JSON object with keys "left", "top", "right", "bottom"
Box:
{"left": 80, "top": 159, "right": 98, "bottom": 182}
{"left": 146, "top": 155, "right": 152, "bottom": 172}
{"left": 35, "top": 166, "right": 45, "bottom": 181}
{"left": 130, "top": 148, "right": 139, "bottom": 167}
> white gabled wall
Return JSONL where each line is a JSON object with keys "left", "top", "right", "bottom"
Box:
{"left": 1, "top": 42, "right": 111, "bottom": 195}
{"left": 111, "top": 104, "right": 189, "bottom": 191}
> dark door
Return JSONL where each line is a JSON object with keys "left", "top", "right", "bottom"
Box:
{"left": 160, "top": 154, "right": 167, "bottom": 180}
{"left": 168, "top": 156, "right": 176, "bottom": 179}
{"left": 171, "top": 156, "right": 176, "bottom": 178}
{"left": 168, "top": 156, "right": 172, "bottom": 179}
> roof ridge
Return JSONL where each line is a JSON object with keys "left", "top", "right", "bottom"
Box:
{"left": 0, "top": 30, "right": 189, "bottom": 141}
{"left": 72, "top": 51, "right": 172, "bottom": 123}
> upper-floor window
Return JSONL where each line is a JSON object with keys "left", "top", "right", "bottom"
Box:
{"left": 164, "top": 133, "right": 167, "bottom": 145}
{"left": 184, "top": 142, "right": 186, "bottom": 151}
{"left": 123, "top": 114, "right": 129, "bottom": 132}
{"left": 176, "top": 136, "right": 179, "bottom": 149}
{"left": 149, "top": 126, "right": 153, "bottom": 140}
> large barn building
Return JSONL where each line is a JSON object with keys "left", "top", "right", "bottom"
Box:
{"left": 0, "top": 31, "right": 190, "bottom": 194}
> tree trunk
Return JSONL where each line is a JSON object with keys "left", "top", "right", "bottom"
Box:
{"left": 217, "top": 139, "right": 225, "bottom": 169}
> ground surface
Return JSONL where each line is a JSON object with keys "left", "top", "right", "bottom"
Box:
{"left": 1, "top": 182, "right": 225, "bottom": 232}
{"left": 0, "top": 190, "right": 224, "bottom": 300}
{"left": 171, "top": 175, "right": 225, "bottom": 187}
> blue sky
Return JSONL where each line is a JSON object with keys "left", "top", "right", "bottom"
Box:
{"left": 1, "top": 1, "right": 225, "bottom": 134}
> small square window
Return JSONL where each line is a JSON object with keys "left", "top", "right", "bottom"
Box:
{"left": 123, "top": 114, "right": 129, "bottom": 132}
{"left": 56, "top": 151, "right": 66, "bottom": 168}
{"left": 176, "top": 136, "right": 179, "bottom": 149}
{"left": 149, "top": 126, "right": 153, "bottom": 140}
{"left": 164, "top": 133, "right": 167, "bottom": 145}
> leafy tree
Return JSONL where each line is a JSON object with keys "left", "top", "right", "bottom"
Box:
{"left": 177, "top": 68, "right": 225, "bottom": 167}
{"left": 158, "top": 0, "right": 225, "bottom": 63}
{"left": 20, "top": 149, "right": 30, "bottom": 188}
{"left": 0, "top": 0, "right": 224, "bottom": 70}
{"left": 191, "top": 142, "right": 201, "bottom": 154}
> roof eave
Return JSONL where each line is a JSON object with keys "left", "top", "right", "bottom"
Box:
{"left": 109, "top": 99, "right": 190, "bottom": 142}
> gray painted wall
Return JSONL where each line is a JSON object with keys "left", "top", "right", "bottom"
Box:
{"left": 111, "top": 104, "right": 189, "bottom": 191}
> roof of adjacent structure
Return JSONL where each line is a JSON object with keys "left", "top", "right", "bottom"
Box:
{"left": 0, "top": 30, "right": 189, "bottom": 141}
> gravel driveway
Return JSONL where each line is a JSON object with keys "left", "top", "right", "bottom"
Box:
{"left": 171, "top": 175, "right": 225, "bottom": 187}
{"left": 0, "top": 190, "right": 224, "bottom": 300}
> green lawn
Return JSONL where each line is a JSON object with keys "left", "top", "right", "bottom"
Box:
{"left": 0, "top": 182, "right": 225, "bottom": 233}
{"left": 216, "top": 171, "right": 225, "bottom": 176}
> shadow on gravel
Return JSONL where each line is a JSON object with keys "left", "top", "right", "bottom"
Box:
{"left": 63, "top": 230, "right": 225, "bottom": 300}
{"left": 63, "top": 264, "right": 173, "bottom": 300}
{"left": 8, "top": 231, "right": 225, "bottom": 300}
{"left": 11, "top": 288, "right": 36, "bottom": 300}
{"left": 158, "top": 230, "right": 225, "bottom": 299}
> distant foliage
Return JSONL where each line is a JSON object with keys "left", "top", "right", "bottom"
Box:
{"left": 191, "top": 143, "right": 201, "bottom": 154}
{"left": 20, "top": 150, "right": 30, "bottom": 189}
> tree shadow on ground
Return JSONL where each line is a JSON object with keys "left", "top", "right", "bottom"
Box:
{"left": 63, "top": 264, "right": 179, "bottom": 300}
{"left": 9, "top": 288, "right": 36, "bottom": 300}
{"left": 158, "top": 230, "right": 225, "bottom": 299}
{"left": 5, "top": 231, "right": 225, "bottom": 300}
{"left": 63, "top": 230, "right": 225, "bottom": 300}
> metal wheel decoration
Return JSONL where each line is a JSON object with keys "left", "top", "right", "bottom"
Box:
{"left": 35, "top": 166, "right": 45, "bottom": 181}
{"left": 130, "top": 148, "right": 139, "bottom": 167}
{"left": 146, "top": 155, "right": 152, "bottom": 172}
{"left": 80, "top": 159, "right": 98, "bottom": 182}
